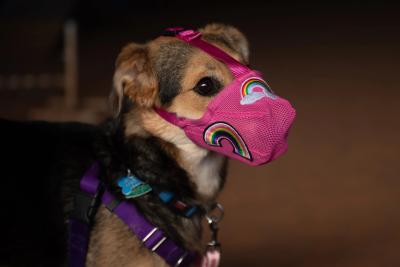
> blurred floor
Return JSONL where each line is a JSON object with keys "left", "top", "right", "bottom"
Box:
{"left": 1, "top": 2, "right": 399, "bottom": 266}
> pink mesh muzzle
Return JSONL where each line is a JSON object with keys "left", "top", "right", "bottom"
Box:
{"left": 155, "top": 29, "right": 296, "bottom": 166}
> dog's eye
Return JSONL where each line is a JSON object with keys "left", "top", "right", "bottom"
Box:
{"left": 193, "top": 77, "right": 221, "bottom": 96}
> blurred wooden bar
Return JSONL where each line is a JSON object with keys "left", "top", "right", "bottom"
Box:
{"left": 64, "top": 20, "right": 78, "bottom": 109}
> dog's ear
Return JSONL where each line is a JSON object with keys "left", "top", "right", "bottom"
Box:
{"left": 199, "top": 23, "right": 250, "bottom": 64}
{"left": 111, "top": 43, "right": 157, "bottom": 116}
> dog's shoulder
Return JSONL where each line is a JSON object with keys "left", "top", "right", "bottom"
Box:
{"left": 0, "top": 118, "right": 99, "bottom": 142}
{"left": 0, "top": 119, "right": 102, "bottom": 265}
{"left": 0, "top": 118, "right": 100, "bottom": 182}
{"left": 0, "top": 118, "right": 104, "bottom": 186}
{"left": 0, "top": 118, "right": 99, "bottom": 156}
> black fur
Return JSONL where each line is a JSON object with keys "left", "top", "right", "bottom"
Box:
{"left": 0, "top": 119, "right": 97, "bottom": 266}
{"left": 155, "top": 41, "right": 192, "bottom": 105}
{"left": 0, "top": 118, "right": 202, "bottom": 267}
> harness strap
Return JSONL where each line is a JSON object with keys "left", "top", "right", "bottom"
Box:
{"left": 164, "top": 27, "right": 251, "bottom": 78}
{"left": 68, "top": 162, "right": 198, "bottom": 267}
{"left": 67, "top": 219, "right": 90, "bottom": 267}
{"left": 68, "top": 163, "right": 102, "bottom": 267}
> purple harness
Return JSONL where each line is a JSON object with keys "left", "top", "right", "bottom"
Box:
{"left": 68, "top": 162, "right": 198, "bottom": 267}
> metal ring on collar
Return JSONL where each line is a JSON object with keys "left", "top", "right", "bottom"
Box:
{"left": 205, "top": 203, "right": 224, "bottom": 224}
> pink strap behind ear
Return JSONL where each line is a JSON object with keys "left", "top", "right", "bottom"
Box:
{"left": 165, "top": 28, "right": 250, "bottom": 78}
{"left": 154, "top": 107, "right": 184, "bottom": 127}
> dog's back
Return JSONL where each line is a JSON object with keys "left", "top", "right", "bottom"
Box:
{"left": 0, "top": 119, "right": 99, "bottom": 266}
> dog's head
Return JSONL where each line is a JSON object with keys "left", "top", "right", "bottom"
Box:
{"left": 111, "top": 23, "right": 250, "bottom": 199}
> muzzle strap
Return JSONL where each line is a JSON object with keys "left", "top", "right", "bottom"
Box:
{"left": 164, "top": 27, "right": 251, "bottom": 78}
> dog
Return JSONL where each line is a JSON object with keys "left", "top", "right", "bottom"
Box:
{"left": 0, "top": 23, "right": 253, "bottom": 267}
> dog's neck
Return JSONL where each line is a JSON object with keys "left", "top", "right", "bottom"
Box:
{"left": 126, "top": 108, "right": 227, "bottom": 203}
{"left": 170, "top": 140, "right": 226, "bottom": 201}
{"left": 95, "top": 116, "right": 227, "bottom": 252}
{"left": 97, "top": 119, "right": 202, "bottom": 251}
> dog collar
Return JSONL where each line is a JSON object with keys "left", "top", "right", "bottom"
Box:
{"left": 68, "top": 162, "right": 198, "bottom": 267}
{"left": 117, "top": 172, "right": 199, "bottom": 218}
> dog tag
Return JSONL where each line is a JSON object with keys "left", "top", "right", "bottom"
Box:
{"left": 125, "top": 183, "right": 152, "bottom": 198}
{"left": 117, "top": 175, "right": 152, "bottom": 198}
{"left": 117, "top": 175, "right": 142, "bottom": 196}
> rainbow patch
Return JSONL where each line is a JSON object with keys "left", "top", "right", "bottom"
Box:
{"left": 240, "top": 77, "right": 276, "bottom": 105}
{"left": 203, "top": 122, "right": 252, "bottom": 160}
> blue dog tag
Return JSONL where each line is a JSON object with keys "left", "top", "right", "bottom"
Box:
{"left": 117, "top": 175, "right": 143, "bottom": 196}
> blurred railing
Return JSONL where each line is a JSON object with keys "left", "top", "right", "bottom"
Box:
{"left": 0, "top": 20, "right": 78, "bottom": 107}
{"left": 0, "top": 20, "right": 109, "bottom": 123}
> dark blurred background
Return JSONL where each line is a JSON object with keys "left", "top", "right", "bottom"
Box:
{"left": 1, "top": 0, "right": 399, "bottom": 266}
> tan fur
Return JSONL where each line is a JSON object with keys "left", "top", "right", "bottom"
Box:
{"left": 124, "top": 107, "right": 150, "bottom": 138}
{"left": 86, "top": 207, "right": 168, "bottom": 267}
{"left": 167, "top": 48, "right": 233, "bottom": 120}
{"left": 200, "top": 23, "right": 250, "bottom": 64}
{"left": 112, "top": 43, "right": 158, "bottom": 114}
{"left": 139, "top": 109, "right": 225, "bottom": 200}
{"left": 91, "top": 23, "right": 250, "bottom": 266}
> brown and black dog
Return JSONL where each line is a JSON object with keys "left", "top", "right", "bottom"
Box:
{"left": 0, "top": 23, "right": 250, "bottom": 266}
